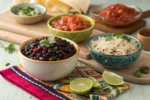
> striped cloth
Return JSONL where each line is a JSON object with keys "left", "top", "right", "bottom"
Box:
{"left": 0, "top": 63, "right": 130, "bottom": 100}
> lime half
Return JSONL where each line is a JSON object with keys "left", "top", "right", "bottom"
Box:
{"left": 102, "top": 70, "right": 124, "bottom": 85}
{"left": 88, "top": 77, "right": 102, "bottom": 89}
{"left": 70, "top": 78, "right": 93, "bottom": 95}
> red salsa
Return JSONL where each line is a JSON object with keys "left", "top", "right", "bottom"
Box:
{"left": 99, "top": 4, "right": 139, "bottom": 24}
{"left": 51, "top": 15, "right": 91, "bottom": 31}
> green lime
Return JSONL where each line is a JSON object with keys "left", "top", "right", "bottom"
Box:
{"left": 102, "top": 70, "right": 124, "bottom": 85}
{"left": 88, "top": 76, "right": 102, "bottom": 89}
{"left": 70, "top": 78, "right": 93, "bottom": 95}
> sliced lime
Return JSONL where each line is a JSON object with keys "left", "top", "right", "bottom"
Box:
{"left": 88, "top": 76, "right": 102, "bottom": 89}
{"left": 102, "top": 70, "right": 124, "bottom": 85}
{"left": 70, "top": 78, "right": 93, "bottom": 95}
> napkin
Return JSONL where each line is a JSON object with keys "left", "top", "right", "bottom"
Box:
{"left": 0, "top": 63, "right": 130, "bottom": 100}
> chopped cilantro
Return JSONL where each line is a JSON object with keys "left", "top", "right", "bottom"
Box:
{"left": 5, "top": 63, "right": 10, "bottom": 66}
{"left": 5, "top": 43, "right": 16, "bottom": 54}
{"left": 40, "top": 37, "right": 55, "bottom": 47}
{"left": 133, "top": 70, "right": 142, "bottom": 78}
{"left": 106, "top": 33, "right": 131, "bottom": 42}
{"left": 0, "top": 42, "right": 16, "bottom": 54}
{"left": 139, "top": 67, "right": 149, "bottom": 74}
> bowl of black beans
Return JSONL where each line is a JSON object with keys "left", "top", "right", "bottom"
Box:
{"left": 18, "top": 36, "right": 79, "bottom": 81}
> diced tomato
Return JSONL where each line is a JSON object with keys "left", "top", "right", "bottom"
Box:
{"left": 75, "top": 17, "right": 81, "bottom": 24}
{"left": 56, "top": 25, "right": 63, "bottom": 30}
{"left": 99, "top": 3, "right": 139, "bottom": 24}
{"left": 52, "top": 15, "right": 91, "bottom": 31}
{"left": 58, "top": 20, "right": 63, "bottom": 25}
{"left": 70, "top": 24, "right": 78, "bottom": 31}
{"left": 33, "top": 48, "right": 38, "bottom": 53}
{"left": 72, "top": 15, "right": 77, "bottom": 20}
{"left": 61, "top": 26, "right": 70, "bottom": 31}
{"left": 61, "top": 16, "right": 68, "bottom": 22}
{"left": 68, "top": 17, "right": 73, "bottom": 23}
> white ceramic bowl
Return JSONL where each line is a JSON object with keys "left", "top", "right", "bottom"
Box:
{"left": 18, "top": 36, "right": 80, "bottom": 81}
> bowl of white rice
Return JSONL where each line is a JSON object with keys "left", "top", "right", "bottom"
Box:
{"left": 87, "top": 33, "right": 142, "bottom": 68}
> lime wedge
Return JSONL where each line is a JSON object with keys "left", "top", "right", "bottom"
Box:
{"left": 88, "top": 76, "right": 102, "bottom": 89}
{"left": 70, "top": 78, "right": 93, "bottom": 95}
{"left": 102, "top": 70, "right": 124, "bottom": 85}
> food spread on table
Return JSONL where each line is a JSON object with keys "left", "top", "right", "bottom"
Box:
{"left": 51, "top": 15, "right": 91, "bottom": 31}
{"left": 0, "top": 1, "right": 150, "bottom": 100}
{"left": 16, "top": 6, "right": 41, "bottom": 16}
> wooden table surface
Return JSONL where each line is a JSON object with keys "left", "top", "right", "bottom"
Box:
{"left": 0, "top": 0, "right": 150, "bottom": 100}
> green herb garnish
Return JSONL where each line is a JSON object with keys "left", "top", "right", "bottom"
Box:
{"left": 113, "top": 32, "right": 123, "bottom": 38}
{"left": 122, "top": 35, "right": 131, "bottom": 42}
{"left": 133, "top": 70, "right": 142, "bottom": 78}
{"left": 106, "top": 33, "right": 131, "bottom": 42}
{"left": 40, "top": 37, "right": 55, "bottom": 47}
{"left": 139, "top": 67, "right": 149, "bottom": 74}
{"left": 106, "top": 34, "right": 113, "bottom": 41}
{"left": 17, "top": 6, "right": 41, "bottom": 16}
{"left": 5, "top": 43, "right": 16, "bottom": 54}
{"left": 5, "top": 63, "right": 10, "bottom": 66}
{"left": 133, "top": 67, "right": 149, "bottom": 78}
{"left": 0, "top": 42, "right": 16, "bottom": 54}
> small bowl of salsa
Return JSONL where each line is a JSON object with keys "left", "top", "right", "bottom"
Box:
{"left": 47, "top": 14, "right": 95, "bottom": 43}
{"left": 90, "top": 4, "right": 142, "bottom": 26}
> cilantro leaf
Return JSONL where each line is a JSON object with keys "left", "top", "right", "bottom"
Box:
{"left": 106, "top": 34, "right": 113, "bottom": 41}
{"left": 121, "top": 35, "right": 131, "bottom": 42}
{"left": 139, "top": 67, "right": 149, "bottom": 74}
{"left": 5, "top": 63, "right": 10, "bottom": 66}
{"left": 113, "top": 32, "right": 123, "bottom": 38}
{"left": 40, "top": 37, "right": 56, "bottom": 47}
{"left": 5, "top": 43, "right": 16, "bottom": 54}
{"left": 133, "top": 70, "right": 142, "bottom": 78}
{"left": 40, "top": 38, "right": 50, "bottom": 47}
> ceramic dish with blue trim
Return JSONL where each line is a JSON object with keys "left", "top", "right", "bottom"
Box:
{"left": 87, "top": 33, "right": 143, "bottom": 68}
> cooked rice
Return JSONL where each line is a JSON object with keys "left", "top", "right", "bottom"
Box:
{"left": 91, "top": 36, "right": 138, "bottom": 55}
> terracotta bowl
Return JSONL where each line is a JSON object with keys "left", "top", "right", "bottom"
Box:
{"left": 137, "top": 28, "right": 150, "bottom": 51}
{"left": 10, "top": 3, "right": 46, "bottom": 24}
{"left": 18, "top": 36, "right": 80, "bottom": 81}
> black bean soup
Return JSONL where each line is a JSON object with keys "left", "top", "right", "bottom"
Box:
{"left": 21, "top": 37, "right": 77, "bottom": 61}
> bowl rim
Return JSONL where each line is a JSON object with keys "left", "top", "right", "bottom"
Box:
{"left": 10, "top": 3, "right": 47, "bottom": 18}
{"left": 138, "top": 28, "right": 150, "bottom": 39}
{"left": 18, "top": 36, "right": 80, "bottom": 64}
{"left": 47, "top": 13, "right": 95, "bottom": 33}
{"left": 87, "top": 33, "right": 143, "bottom": 57}
{"left": 89, "top": 4, "right": 142, "bottom": 25}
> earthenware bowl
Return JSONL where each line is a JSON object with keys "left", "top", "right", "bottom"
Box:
{"left": 87, "top": 33, "right": 143, "bottom": 68}
{"left": 47, "top": 14, "right": 95, "bottom": 43}
{"left": 18, "top": 36, "right": 80, "bottom": 81}
{"left": 137, "top": 28, "right": 150, "bottom": 51}
{"left": 10, "top": 3, "right": 46, "bottom": 24}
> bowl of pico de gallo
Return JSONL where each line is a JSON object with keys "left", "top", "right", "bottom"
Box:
{"left": 90, "top": 3, "right": 142, "bottom": 26}
{"left": 47, "top": 14, "right": 95, "bottom": 43}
